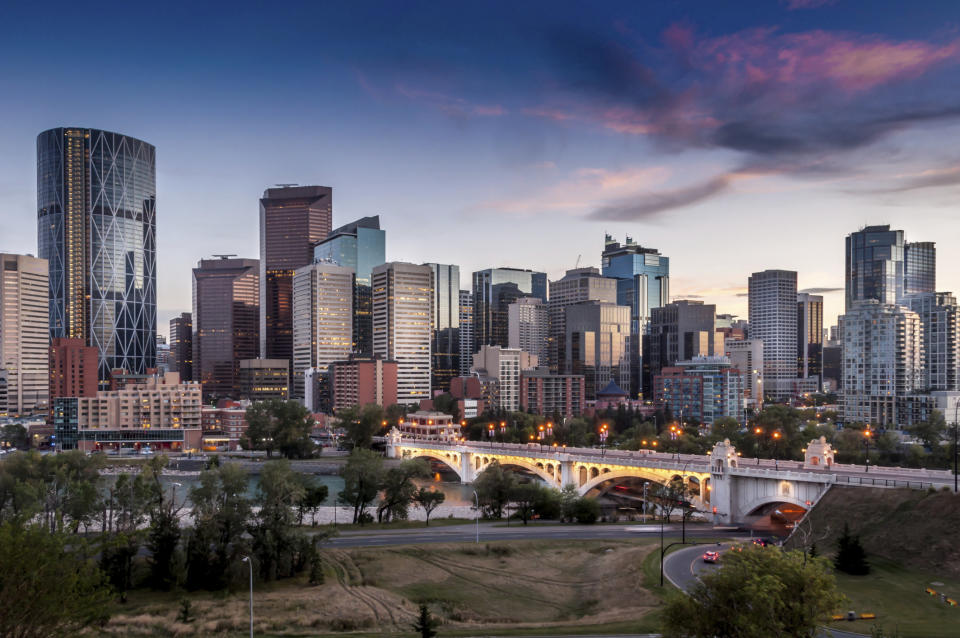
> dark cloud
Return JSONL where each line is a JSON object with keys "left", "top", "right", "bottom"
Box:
{"left": 589, "top": 176, "right": 730, "bottom": 221}
{"left": 799, "top": 287, "right": 844, "bottom": 294}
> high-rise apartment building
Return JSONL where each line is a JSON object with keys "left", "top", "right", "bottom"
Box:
{"left": 472, "top": 268, "right": 547, "bottom": 352}
{"left": 37, "top": 128, "right": 157, "bottom": 385}
{"left": 313, "top": 216, "right": 385, "bottom": 357}
{"left": 564, "top": 301, "right": 631, "bottom": 399}
{"left": 192, "top": 257, "right": 259, "bottom": 399}
{"left": 169, "top": 312, "right": 193, "bottom": 381}
{"left": 653, "top": 356, "right": 744, "bottom": 425}
{"left": 0, "top": 254, "right": 49, "bottom": 415}
{"left": 471, "top": 345, "right": 538, "bottom": 412}
{"left": 458, "top": 289, "right": 474, "bottom": 377}
{"left": 797, "top": 293, "right": 823, "bottom": 388}
{"left": 904, "top": 241, "right": 936, "bottom": 296}
{"left": 49, "top": 337, "right": 98, "bottom": 402}
{"left": 259, "top": 186, "right": 332, "bottom": 367}
{"left": 548, "top": 267, "right": 617, "bottom": 373}
{"left": 372, "top": 263, "right": 433, "bottom": 404}
{"left": 748, "top": 270, "right": 798, "bottom": 400}
{"left": 425, "top": 263, "right": 460, "bottom": 395}
{"left": 643, "top": 299, "right": 722, "bottom": 396}
{"left": 330, "top": 358, "right": 399, "bottom": 412}
{"left": 845, "top": 225, "right": 905, "bottom": 311}
{"left": 902, "top": 292, "right": 959, "bottom": 391}
{"left": 841, "top": 300, "right": 924, "bottom": 428}
{"left": 725, "top": 338, "right": 764, "bottom": 409}
{"left": 508, "top": 297, "right": 549, "bottom": 364}
{"left": 291, "top": 262, "right": 353, "bottom": 404}
{"left": 520, "top": 367, "right": 585, "bottom": 418}
{"left": 601, "top": 235, "right": 670, "bottom": 395}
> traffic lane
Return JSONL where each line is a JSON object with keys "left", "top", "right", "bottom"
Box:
{"left": 662, "top": 543, "right": 727, "bottom": 591}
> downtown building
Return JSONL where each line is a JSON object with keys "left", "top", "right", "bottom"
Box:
{"left": 725, "top": 338, "right": 764, "bottom": 411}
{"left": 643, "top": 299, "right": 723, "bottom": 397}
{"left": 49, "top": 338, "right": 98, "bottom": 408}
{"left": 458, "top": 289, "right": 474, "bottom": 376}
{"left": 520, "top": 367, "right": 585, "bottom": 418}
{"left": 902, "top": 292, "right": 960, "bottom": 392}
{"left": 238, "top": 359, "right": 290, "bottom": 401}
{"left": 601, "top": 235, "right": 669, "bottom": 396}
{"left": 748, "top": 270, "right": 798, "bottom": 401}
{"left": 291, "top": 262, "right": 354, "bottom": 408}
{"left": 38, "top": 127, "right": 157, "bottom": 386}
{"left": 548, "top": 267, "right": 618, "bottom": 373}
{"left": 372, "top": 262, "right": 433, "bottom": 404}
{"left": 192, "top": 257, "right": 260, "bottom": 399}
{"left": 0, "top": 254, "right": 49, "bottom": 416}
{"left": 508, "top": 296, "right": 549, "bottom": 365}
{"left": 797, "top": 293, "right": 824, "bottom": 391}
{"left": 653, "top": 356, "right": 745, "bottom": 425}
{"left": 330, "top": 357, "right": 399, "bottom": 412}
{"left": 260, "top": 186, "right": 333, "bottom": 369}
{"left": 169, "top": 312, "right": 193, "bottom": 381}
{"left": 471, "top": 345, "right": 538, "bottom": 412}
{"left": 471, "top": 267, "right": 547, "bottom": 352}
{"left": 426, "top": 263, "right": 460, "bottom": 395}
{"left": 564, "top": 301, "right": 631, "bottom": 400}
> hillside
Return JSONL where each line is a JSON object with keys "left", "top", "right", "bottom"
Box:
{"left": 787, "top": 485, "right": 960, "bottom": 576}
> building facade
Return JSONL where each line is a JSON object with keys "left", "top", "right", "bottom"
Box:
{"left": 238, "top": 358, "right": 289, "bottom": 401}
{"left": 724, "top": 338, "right": 764, "bottom": 410}
{"left": 520, "top": 367, "right": 585, "bottom": 418}
{"left": 653, "top": 357, "right": 744, "bottom": 425}
{"left": 49, "top": 337, "right": 98, "bottom": 403}
{"left": 313, "top": 216, "right": 385, "bottom": 357}
{"left": 508, "top": 296, "right": 549, "bottom": 365}
{"left": 37, "top": 127, "right": 157, "bottom": 385}
{"left": 471, "top": 345, "right": 537, "bottom": 412}
{"left": 169, "top": 312, "right": 193, "bottom": 381}
{"left": 564, "top": 301, "right": 631, "bottom": 400}
{"left": 458, "top": 289, "right": 474, "bottom": 376}
{"left": 797, "top": 293, "right": 823, "bottom": 389}
{"left": 192, "top": 257, "right": 260, "bottom": 399}
{"left": 643, "top": 299, "right": 722, "bottom": 397}
{"left": 372, "top": 262, "right": 433, "bottom": 404}
{"left": 548, "top": 267, "right": 618, "bottom": 373}
{"left": 201, "top": 402, "right": 248, "bottom": 450}
{"left": 748, "top": 270, "right": 798, "bottom": 400}
{"left": 902, "top": 292, "right": 959, "bottom": 391}
{"left": 259, "top": 186, "right": 333, "bottom": 367}
{"left": 904, "top": 241, "right": 936, "bottom": 296}
{"left": 425, "top": 263, "right": 460, "bottom": 395}
{"left": 845, "top": 225, "right": 904, "bottom": 311}
{"left": 291, "top": 262, "right": 354, "bottom": 403}
{"left": 0, "top": 254, "right": 49, "bottom": 416}
{"left": 472, "top": 267, "right": 547, "bottom": 352}
{"left": 330, "top": 358, "right": 399, "bottom": 412}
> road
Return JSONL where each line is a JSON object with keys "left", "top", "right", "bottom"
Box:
{"left": 661, "top": 544, "right": 869, "bottom": 638}
{"left": 325, "top": 522, "right": 746, "bottom": 548}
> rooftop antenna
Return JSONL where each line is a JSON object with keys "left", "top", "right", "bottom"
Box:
{"left": 212, "top": 254, "right": 236, "bottom": 260}
{"left": 275, "top": 183, "right": 299, "bottom": 188}
{"left": 574, "top": 254, "right": 581, "bottom": 269}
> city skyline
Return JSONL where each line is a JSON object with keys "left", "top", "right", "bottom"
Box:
{"left": 4, "top": 1, "right": 960, "bottom": 336}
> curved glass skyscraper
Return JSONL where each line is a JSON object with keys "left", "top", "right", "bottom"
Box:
{"left": 37, "top": 128, "right": 157, "bottom": 386}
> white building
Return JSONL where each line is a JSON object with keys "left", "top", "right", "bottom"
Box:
{"left": 458, "top": 289, "right": 474, "bottom": 377}
{"left": 841, "top": 300, "right": 924, "bottom": 428}
{"left": 0, "top": 254, "right": 49, "bottom": 416}
{"left": 725, "top": 338, "right": 764, "bottom": 410}
{"left": 902, "top": 292, "right": 959, "bottom": 391}
{"left": 508, "top": 296, "right": 549, "bottom": 364}
{"left": 472, "top": 345, "right": 538, "bottom": 412}
{"left": 292, "top": 262, "right": 354, "bottom": 401}
{"left": 373, "top": 262, "right": 433, "bottom": 404}
{"left": 748, "top": 270, "right": 797, "bottom": 400}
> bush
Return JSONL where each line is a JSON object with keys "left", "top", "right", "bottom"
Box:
{"left": 571, "top": 497, "right": 600, "bottom": 524}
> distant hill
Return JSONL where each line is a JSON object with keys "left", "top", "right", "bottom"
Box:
{"left": 786, "top": 486, "right": 960, "bottom": 577}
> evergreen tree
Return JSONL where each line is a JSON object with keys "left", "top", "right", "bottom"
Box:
{"left": 834, "top": 522, "right": 870, "bottom": 575}
{"left": 412, "top": 603, "right": 438, "bottom": 638}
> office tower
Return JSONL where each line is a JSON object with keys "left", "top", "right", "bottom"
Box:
{"left": 653, "top": 357, "right": 744, "bottom": 425}
{"left": 748, "top": 270, "right": 798, "bottom": 400}
{"left": 156, "top": 339, "right": 171, "bottom": 373}
{"left": 600, "top": 235, "right": 670, "bottom": 396}
{"left": 643, "top": 299, "right": 722, "bottom": 395}
{"left": 472, "top": 268, "right": 547, "bottom": 352}
{"left": 291, "top": 262, "right": 353, "bottom": 405}
{"left": 822, "top": 345, "right": 842, "bottom": 392}
{"left": 54, "top": 372, "right": 201, "bottom": 452}
{"left": 425, "top": 263, "right": 460, "bottom": 394}
{"left": 725, "top": 338, "right": 764, "bottom": 410}
{"left": 238, "top": 359, "right": 290, "bottom": 401}
{"left": 331, "top": 358, "right": 399, "bottom": 412}
{"left": 372, "top": 263, "right": 433, "bottom": 404}
{"left": 520, "top": 367, "right": 585, "bottom": 418}
{"left": 471, "top": 345, "right": 538, "bottom": 412}
{"left": 841, "top": 300, "right": 923, "bottom": 428}
{"left": 904, "top": 241, "right": 936, "bottom": 296}
{"left": 0, "top": 254, "right": 49, "bottom": 415}
{"left": 797, "top": 293, "right": 824, "bottom": 389}
{"left": 903, "top": 292, "right": 959, "bottom": 391}
{"left": 169, "top": 312, "right": 193, "bottom": 381}
{"left": 259, "top": 186, "right": 333, "bottom": 367}
{"left": 313, "top": 216, "right": 385, "bottom": 357}
{"left": 49, "top": 337, "right": 98, "bottom": 402}
{"left": 508, "top": 297, "right": 549, "bottom": 364}
{"left": 37, "top": 128, "right": 157, "bottom": 385}
{"left": 845, "top": 225, "right": 905, "bottom": 311}
{"left": 564, "top": 301, "right": 631, "bottom": 399}
{"left": 192, "top": 257, "right": 260, "bottom": 399}
{"left": 458, "top": 290, "right": 474, "bottom": 377}
{"left": 548, "top": 267, "right": 617, "bottom": 373}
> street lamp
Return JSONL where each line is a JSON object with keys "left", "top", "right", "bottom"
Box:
{"left": 599, "top": 424, "right": 609, "bottom": 456}
{"left": 537, "top": 424, "right": 545, "bottom": 451}
{"left": 241, "top": 556, "right": 253, "bottom": 638}
{"left": 771, "top": 431, "right": 782, "bottom": 469}
{"left": 862, "top": 428, "right": 872, "bottom": 473}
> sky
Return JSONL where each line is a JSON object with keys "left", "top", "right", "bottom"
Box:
{"left": 2, "top": 0, "right": 960, "bottom": 337}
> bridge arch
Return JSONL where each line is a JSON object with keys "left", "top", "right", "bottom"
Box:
{"left": 740, "top": 494, "right": 810, "bottom": 518}
{"left": 401, "top": 449, "right": 463, "bottom": 481}
{"left": 497, "top": 459, "right": 559, "bottom": 486}
{"left": 577, "top": 468, "right": 706, "bottom": 497}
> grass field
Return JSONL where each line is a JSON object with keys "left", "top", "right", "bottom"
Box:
{"left": 310, "top": 517, "right": 475, "bottom": 532}
{"left": 828, "top": 558, "right": 960, "bottom": 638}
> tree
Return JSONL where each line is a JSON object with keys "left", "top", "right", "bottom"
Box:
{"left": 377, "top": 459, "right": 430, "bottom": 523}
{"left": 414, "top": 487, "right": 445, "bottom": 525}
{"left": 339, "top": 448, "right": 383, "bottom": 524}
{"left": 0, "top": 522, "right": 112, "bottom": 637}
{"left": 835, "top": 522, "right": 870, "bottom": 575}
{"left": 251, "top": 459, "right": 313, "bottom": 581}
{"left": 662, "top": 546, "right": 844, "bottom": 638}
{"left": 145, "top": 485, "right": 183, "bottom": 590}
{"left": 509, "top": 482, "right": 561, "bottom": 525}
{"left": 559, "top": 484, "right": 579, "bottom": 522}
{"left": 570, "top": 496, "right": 600, "bottom": 524}
{"left": 297, "top": 477, "right": 329, "bottom": 526}
{"left": 411, "top": 603, "right": 439, "bottom": 638}
{"left": 432, "top": 393, "right": 461, "bottom": 421}
{"left": 338, "top": 403, "right": 387, "bottom": 450}
{"left": 473, "top": 461, "right": 515, "bottom": 519}
{"left": 0, "top": 424, "right": 28, "bottom": 449}
{"left": 241, "top": 399, "right": 315, "bottom": 459}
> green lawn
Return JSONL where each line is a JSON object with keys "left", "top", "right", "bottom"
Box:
{"left": 308, "top": 517, "right": 475, "bottom": 532}
{"left": 829, "top": 558, "right": 960, "bottom": 637}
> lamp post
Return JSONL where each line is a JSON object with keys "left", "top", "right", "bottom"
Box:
{"left": 472, "top": 490, "right": 479, "bottom": 543}
{"left": 599, "top": 424, "right": 609, "bottom": 456}
{"left": 537, "top": 424, "right": 545, "bottom": 451}
{"left": 241, "top": 556, "right": 253, "bottom": 638}
{"left": 862, "top": 427, "right": 872, "bottom": 473}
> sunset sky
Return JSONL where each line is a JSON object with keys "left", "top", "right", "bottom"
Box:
{"left": 2, "top": 0, "right": 960, "bottom": 335}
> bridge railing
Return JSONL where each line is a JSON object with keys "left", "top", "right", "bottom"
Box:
{"left": 834, "top": 475, "right": 945, "bottom": 490}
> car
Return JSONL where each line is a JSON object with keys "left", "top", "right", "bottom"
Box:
{"left": 752, "top": 537, "right": 774, "bottom": 547}
{"left": 702, "top": 550, "right": 720, "bottom": 563}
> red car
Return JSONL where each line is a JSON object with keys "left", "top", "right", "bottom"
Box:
{"left": 702, "top": 550, "right": 720, "bottom": 563}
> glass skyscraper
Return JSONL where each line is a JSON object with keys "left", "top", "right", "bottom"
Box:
{"left": 472, "top": 268, "right": 547, "bottom": 352}
{"left": 313, "top": 215, "right": 386, "bottom": 357}
{"left": 37, "top": 127, "right": 157, "bottom": 386}
{"left": 425, "top": 263, "right": 460, "bottom": 394}
{"left": 844, "top": 225, "right": 904, "bottom": 311}
{"left": 904, "top": 241, "right": 936, "bottom": 296}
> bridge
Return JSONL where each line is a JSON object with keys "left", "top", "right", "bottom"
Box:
{"left": 385, "top": 430, "right": 956, "bottom": 524}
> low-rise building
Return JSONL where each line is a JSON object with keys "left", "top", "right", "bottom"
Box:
{"left": 397, "top": 410, "right": 459, "bottom": 440}
{"left": 653, "top": 356, "right": 744, "bottom": 425}
{"left": 201, "top": 400, "right": 249, "bottom": 450}
{"left": 520, "top": 367, "right": 585, "bottom": 418}
{"left": 330, "top": 357, "right": 399, "bottom": 413}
